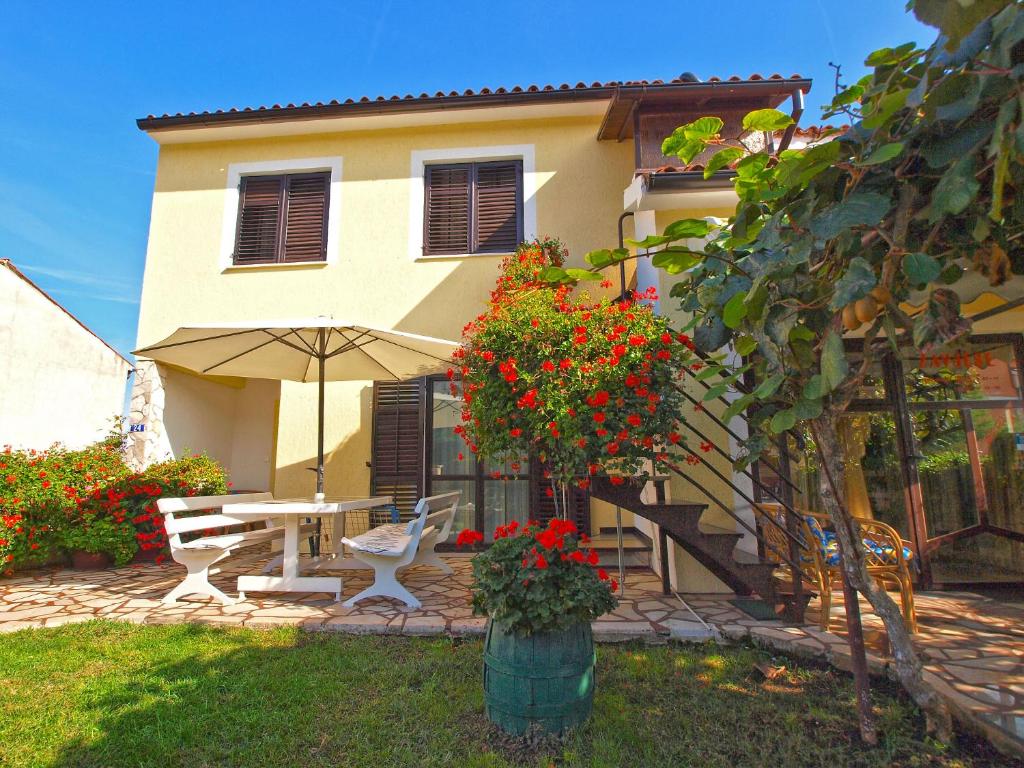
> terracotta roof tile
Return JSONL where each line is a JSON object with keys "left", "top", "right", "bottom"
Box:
{"left": 142, "top": 73, "right": 808, "bottom": 121}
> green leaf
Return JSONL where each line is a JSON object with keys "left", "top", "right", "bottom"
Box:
{"left": 734, "top": 335, "right": 758, "bottom": 356}
{"left": 736, "top": 153, "right": 770, "bottom": 179}
{"left": 810, "top": 192, "right": 891, "bottom": 239}
{"left": 651, "top": 248, "right": 701, "bottom": 274}
{"left": 930, "top": 155, "right": 980, "bottom": 222}
{"left": 803, "top": 374, "right": 827, "bottom": 400}
{"left": 862, "top": 89, "right": 910, "bottom": 129}
{"left": 722, "top": 291, "right": 749, "bottom": 329}
{"left": 926, "top": 73, "right": 982, "bottom": 122}
{"left": 565, "top": 268, "right": 602, "bottom": 282}
{"left": 770, "top": 408, "right": 797, "bottom": 434}
{"left": 822, "top": 331, "right": 849, "bottom": 391}
{"left": 913, "top": 0, "right": 1005, "bottom": 49}
{"left": 902, "top": 252, "right": 942, "bottom": 287}
{"left": 753, "top": 373, "right": 784, "bottom": 400}
{"left": 702, "top": 383, "right": 729, "bottom": 402}
{"left": 663, "top": 218, "right": 712, "bottom": 240}
{"left": 831, "top": 84, "right": 864, "bottom": 107}
{"left": 684, "top": 116, "right": 725, "bottom": 140}
{"left": 742, "top": 109, "right": 794, "bottom": 132}
{"left": 858, "top": 142, "right": 904, "bottom": 166}
{"left": 829, "top": 257, "right": 877, "bottom": 310}
{"left": 921, "top": 121, "right": 992, "bottom": 168}
{"left": 537, "top": 266, "right": 568, "bottom": 284}
{"left": 721, "top": 392, "right": 755, "bottom": 423}
{"left": 704, "top": 147, "right": 744, "bottom": 179}
{"left": 793, "top": 397, "right": 824, "bottom": 420}
{"left": 626, "top": 234, "right": 673, "bottom": 249}
{"left": 585, "top": 249, "right": 614, "bottom": 268}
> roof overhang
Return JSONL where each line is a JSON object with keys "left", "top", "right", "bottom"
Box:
{"left": 598, "top": 78, "right": 812, "bottom": 141}
{"left": 624, "top": 170, "right": 738, "bottom": 212}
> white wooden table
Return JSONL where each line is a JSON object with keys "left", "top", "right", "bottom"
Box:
{"left": 226, "top": 496, "right": 392, "bottom": 601}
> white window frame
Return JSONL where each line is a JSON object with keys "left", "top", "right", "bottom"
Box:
{"left": 408, "top": 144, "right": 536, "bottom": 261}
{"left": 219, "top": 156, "right": 343, "bottom": 270}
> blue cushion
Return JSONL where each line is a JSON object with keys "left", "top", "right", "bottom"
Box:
{"left": 802, "top": 515, "right": 912, "bottom": 567}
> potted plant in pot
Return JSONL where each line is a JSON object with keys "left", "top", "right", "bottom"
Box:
{"left": 452, "top": 239, "right": 700, "bottom": 734}
{"left": 459, "top": 519, "right": 617, "bottom": 735}
{"left": 61, "top": 516, "right": 137, "bottom": 569}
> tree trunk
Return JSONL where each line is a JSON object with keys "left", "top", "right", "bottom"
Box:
{"left": 811, "top": 413, "right": 953, "bottom": 742}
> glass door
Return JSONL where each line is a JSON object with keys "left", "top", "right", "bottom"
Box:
{"left": 903, "top": 339, "right": 1024, "bottom": 584}
{"left": 426, "top": 379, "right": 531, "bottom": 543}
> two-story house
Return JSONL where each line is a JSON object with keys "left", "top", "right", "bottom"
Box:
{"left": 129, "top": 72, "right": 832, "bottom": 595}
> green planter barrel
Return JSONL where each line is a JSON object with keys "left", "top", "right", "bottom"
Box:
{"left": 483, "top": 619, "right": 596, "bottom": 735}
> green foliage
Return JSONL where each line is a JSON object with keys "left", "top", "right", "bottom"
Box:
{"left": 454, "top": 240, "right": 697, "bottom": 484}
{"left": 59, "top": 517, "right": 137, "bottom": 567}
{"left": 465, "top": 518, "right": 618, "bottom": 636}
{"left": 0, "top": 432, "right": 228, "bottom": 573}
{"left": 550, "top": 1, "right": 1024, "bottom": 468}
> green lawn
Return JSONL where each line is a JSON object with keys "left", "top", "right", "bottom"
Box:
{"left": 0, "top": 621, "right": 1013, "bottom": 768}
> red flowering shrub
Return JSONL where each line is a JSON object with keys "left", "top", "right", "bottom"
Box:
{"left": 461, "top": 518, "right": 618, "bottom": 635}
{"left": 0, "top": 432, "right": 127, "bottom": 572}
{"left": 0, "top": 431, "right": 227, "bottom": 574}
{"left": 72, "top": 453, "right": 228, "bottom": 564}
{"left": 452, "top": 239, "right": 699, "bottom": 487}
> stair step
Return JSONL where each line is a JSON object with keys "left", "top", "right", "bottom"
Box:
{"left": 589, "top": 533, "right": 651, "bottom": 551}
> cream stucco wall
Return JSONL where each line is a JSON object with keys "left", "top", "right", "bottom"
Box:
{"left": 0, "top": 263, "right": 131, "bottom": 450}
{"left": 134, "top": 115, "right": 637, "bottom": 499}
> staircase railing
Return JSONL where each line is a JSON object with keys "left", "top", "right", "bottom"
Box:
{"left": 650, "top": 365, "right": 811, "bottom": 619}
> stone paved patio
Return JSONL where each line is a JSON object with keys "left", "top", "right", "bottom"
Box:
{"left": 1, "top": 550, "right": 1021, "bottom": 757}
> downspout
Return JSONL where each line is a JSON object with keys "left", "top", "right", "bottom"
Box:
{"left": 617, "top": 211, "right": 634, "bottom": 301}
{"left": 775, "top": 89, "right": 806, "bottom": 154}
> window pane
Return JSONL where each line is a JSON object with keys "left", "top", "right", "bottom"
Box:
{"left": 767, "top": 415, "right": 909, "bottom": 538}
{"left": 931, "top": 533, "right": 1024, "bottom": 583}
{"left": 904, "top": 342, "right": 1022, "bottom": 403}
{"left": 483, "top": 478, "right": 530, "bottom": 539}
{"left": 430, "top": 478, "right": 477, "bottom": 532}
{"left": 915, "top": 408, "right": 980, "bottom": 535}
{"left": 430, "top": 380, "right": 475, "bottom": 475}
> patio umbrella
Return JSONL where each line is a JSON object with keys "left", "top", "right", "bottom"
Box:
{"left": 134, "top": 318, "right": 459, "bottom": 548}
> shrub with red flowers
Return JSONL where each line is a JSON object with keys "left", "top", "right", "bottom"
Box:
{"left": 0, "top": 429, "right": 228, "bottom": 574}
{"left": 452, "top": 239, "right": 699, "bottom": 496}
{"left": 70, "top": 453, "right": 228, "bottom": 564}
{"left": 460, "top": 517, "right": 618, "bottom": 635}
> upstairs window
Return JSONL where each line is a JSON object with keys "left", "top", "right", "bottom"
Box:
{"left": 233, "top": 172, "right": 330, "bottom": 265}
{"left": 423, "top": 160, "right": 522, "bottom": 256}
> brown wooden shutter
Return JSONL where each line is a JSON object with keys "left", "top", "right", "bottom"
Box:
{"left": 234, "top": 176, "right": 284, "bottom": 264}
{"left": 473, "top": 161, "right": 522, "bottom": 253}
{"left": 370, "top": 380, "right": 425, "bottom": 515}
{"left": 282, "top": 173, "right": 330, "bottom": 263}
{"left": 424, "top": 165, "right": 471, "bottom": 255}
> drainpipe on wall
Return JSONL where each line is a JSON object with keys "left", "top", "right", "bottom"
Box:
{"left": 616, "top": 211, "right": 634, "bottom": 301}
{"left": 775, "top": 90, "right": 806, "bottom": 154}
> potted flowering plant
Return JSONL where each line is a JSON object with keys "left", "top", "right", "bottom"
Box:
{"left": 458, "top": 518, "right": 618, "bottom": 735}
{"left": 451, "top": 239, "right": 702, "bottom": 735}
{"left": 450, "top": 239, "right": 698, "bottom": 504}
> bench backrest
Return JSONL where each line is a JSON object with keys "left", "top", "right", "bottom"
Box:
{"left": 407, "top": 491, "right": 461, "bottom": 551}
{"left": 157, "top": 492, "right": 275, "bottom": 547}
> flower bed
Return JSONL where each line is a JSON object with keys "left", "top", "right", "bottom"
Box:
{"left": 0, "top": 432, "right": 227, "bottom": 574}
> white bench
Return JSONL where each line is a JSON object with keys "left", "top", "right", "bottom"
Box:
{"left": 340, "top": 491, "right": 460, "bottom": 609}
{"left": 157, "top": 492, "right": 314, "bottom": 605}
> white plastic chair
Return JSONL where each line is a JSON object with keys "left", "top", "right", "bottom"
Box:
{"left": 340, "top": 491, "right": 460, "bottom": 609}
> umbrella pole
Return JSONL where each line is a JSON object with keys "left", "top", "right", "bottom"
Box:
{"left": 311, "top": 330, "right": 327, "bottom": 558}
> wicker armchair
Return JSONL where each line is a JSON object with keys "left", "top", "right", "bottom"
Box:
{"left": 755, "top": 504, "right": 918, "bottom": 633}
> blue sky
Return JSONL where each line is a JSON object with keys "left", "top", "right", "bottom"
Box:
{"left": 0, "top": 1, "right": 932, "bottom": 360}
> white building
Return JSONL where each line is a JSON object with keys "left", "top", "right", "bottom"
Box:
{"left": 0, "top": 259, "right": 132, "bottom": 450}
